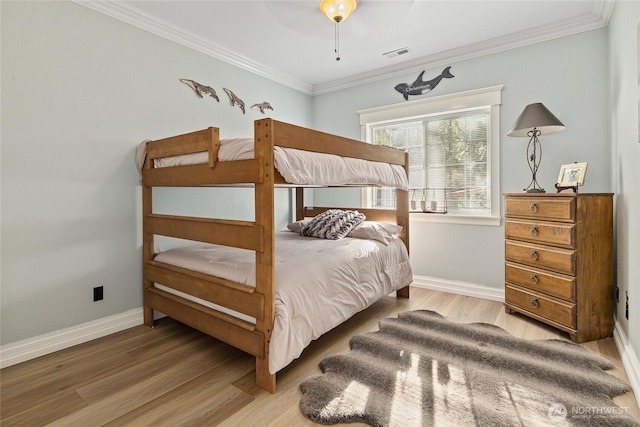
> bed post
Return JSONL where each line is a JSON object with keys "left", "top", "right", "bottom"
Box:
{"left": 295, "top": 187, "right": 305, "bottom": 220}
{"left": 142, "top": 166, "right": 155, "bottom": 326}
{"left": 396, "top": 151, "right": 410, "bottom": 299}
{"left": 254, "top": 118, "right": 277, "bottom": 393}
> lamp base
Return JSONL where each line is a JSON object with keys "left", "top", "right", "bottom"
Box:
{"left": 522, "top": 130, "right": 545, "bottom": 194}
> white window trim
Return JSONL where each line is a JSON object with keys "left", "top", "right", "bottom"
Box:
{"left": 358, "top": 85, "right": 503, "bottom": 226}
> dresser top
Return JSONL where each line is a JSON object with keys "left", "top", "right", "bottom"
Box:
{"left": 503, "top": 192, "right": 613, "bottom": 197}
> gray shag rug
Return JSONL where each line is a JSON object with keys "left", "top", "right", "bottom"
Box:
{"left": 299, "top": 310, "right": 639, "bottom": 426}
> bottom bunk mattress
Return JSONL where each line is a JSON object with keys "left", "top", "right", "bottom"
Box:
{"left": 152, "top": 231, "right": 413, "bottom": 374}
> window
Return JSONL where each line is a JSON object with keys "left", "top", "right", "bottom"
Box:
{"left": 371, "top": 109, "right": 489, "bottom": 212}
{"left": 359, "top": 86, "right": 502, "bottom": 226}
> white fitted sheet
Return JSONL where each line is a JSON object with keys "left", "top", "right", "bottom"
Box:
{"left": 153, "top": 232, "right": 413, "bottom": 373}
{"left": 138, "top": 138, "right": 409, "bottom": 190}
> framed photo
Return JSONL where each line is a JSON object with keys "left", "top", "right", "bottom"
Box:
{"left": 557, "top": 162, "right": 588, "bottom": 186}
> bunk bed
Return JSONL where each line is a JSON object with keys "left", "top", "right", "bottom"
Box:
{"left": 140, "top": 118, "right": 411, "bottom": 393}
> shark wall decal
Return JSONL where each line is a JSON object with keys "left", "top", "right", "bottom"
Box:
{"left": 394, "top": 66, "right": 454, "bottom": 100}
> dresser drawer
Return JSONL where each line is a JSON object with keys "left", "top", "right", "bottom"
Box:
{"left": 506, "top": 285, "right": 576, "bottom": 328}
{"left": 505, "top": 262, "right": 575, "bottom": 301}
{"left": 505, "top": 219, "right": 576, "bottom": 248}
{"left": 505, "top": 197, "right": 575, "bottom": 222}
{"left": 505, "top": 241, "right": 575, "bottom": 276}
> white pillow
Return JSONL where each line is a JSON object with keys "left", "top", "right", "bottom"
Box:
{"left": 348, "top": 221, "right": 403, "bottom": 245}
{"left": 287, "top": 219, "right": 311, "bottom": 233}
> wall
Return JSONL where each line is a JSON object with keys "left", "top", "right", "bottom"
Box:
{"left": 312, "top": 29, "right": 610, "bottom": 289}
{"left": 2, "top": 0, "right": 636, "bottom": 372}
{"left": 0, "top": 1, "right": 313, "bottom": 345}
{"left": 608, "top": 0, "right": 640, "bottom": 377}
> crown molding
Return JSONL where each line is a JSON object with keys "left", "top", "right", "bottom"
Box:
{"left": 73, "top": 0, "right": 314, "bottom": 95}
{"left": 74, "top": 0, "right": 613, "bottom": 97}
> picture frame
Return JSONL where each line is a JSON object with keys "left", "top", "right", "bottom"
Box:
{"left": 557, "top": 162, "right": 588, "bottom": 187}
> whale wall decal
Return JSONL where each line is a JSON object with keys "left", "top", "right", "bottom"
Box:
{"left": 394, "top": 66, "right": 454, "bottom": 100}
{"left": 180, "top": 79, "right": 219, "bottom": 101}
{"left": 180, "top": 79, "right": 273, "bottom": 116}
{"left": 223, "top": 87, "right": 246, "bottom": 114}
{"left": 251, "top": 102, "right": 274, "bottom": 114}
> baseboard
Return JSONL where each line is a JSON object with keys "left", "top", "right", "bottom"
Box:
{"left": 613, "top": 321, "right": 640, "bottom": 409}
{"left": 412, "top": 275, "right": 505, "bottom": 302}
{"left": 0, "top": 308, "right": 144, "bottom": 369}
{"left": 4, "top": 282, "right": 635, "bottom": 412}
{"left": 0, "top": 277, "right": 500, "bottom": 369}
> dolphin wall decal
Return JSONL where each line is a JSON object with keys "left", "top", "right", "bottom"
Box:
{"left": 394, "top": 66, "right": 454, "bottom": 100}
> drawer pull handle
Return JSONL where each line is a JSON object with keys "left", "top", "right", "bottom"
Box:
{"left": 530, "top": 250, "right": 538, "bottom": 261}
{"left": 529, "top": 203, "right": 538, "bottom": 213}
{"left": 530, "top": 274, "right": 538, "bottom": 284}
{"left": 530, "top": 226, "right": 538, "bottom": 237}
{"left": 531, "top": 297, "right": 539, "bottom": 309}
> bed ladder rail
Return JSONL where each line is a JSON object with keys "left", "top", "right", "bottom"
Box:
{"left": 143, "top": 158, "right": 264, "bottom": 187}
{"left": 145, "top": 214, "right": 264, "bottom": 251}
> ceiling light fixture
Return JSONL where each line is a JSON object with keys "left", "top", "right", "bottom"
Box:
{"left": 320, "top": 0, "right": 357, "bottom": 61}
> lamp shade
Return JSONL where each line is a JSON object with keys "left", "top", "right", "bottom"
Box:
{"left": 507, "top": 103, "right": 565, "bottom": 137}
{"left": 320, "top": 0, "right": 357, "bottom": 23}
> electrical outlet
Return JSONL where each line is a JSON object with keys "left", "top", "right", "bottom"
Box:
{"left": 625, "top": 292, "right": 629, "bottom": 320}
{"left": 93, "top": 286, "right": 104, "bottom": 302}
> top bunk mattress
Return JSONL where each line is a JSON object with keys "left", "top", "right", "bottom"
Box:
{"left": 137, "top": 138, "right": 409, "bottom": 190}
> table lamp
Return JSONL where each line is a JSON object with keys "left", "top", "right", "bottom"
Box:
{"left": 507, "top": 103, "right": 565, "bottom": 193}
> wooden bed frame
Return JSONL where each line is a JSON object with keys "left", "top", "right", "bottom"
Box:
{"left": 141, "top": 118, "right": 410, "bottom": 393}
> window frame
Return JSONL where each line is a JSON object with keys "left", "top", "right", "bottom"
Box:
{"left": 358, "top": 85, "right": 503, "bottom": 226}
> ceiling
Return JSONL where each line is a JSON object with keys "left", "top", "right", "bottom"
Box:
{"left": 80, "top": 0, "right": 613, "bottom": 95}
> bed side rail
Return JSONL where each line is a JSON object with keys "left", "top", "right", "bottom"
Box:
{"left": 303, "top": 206, "right": 396, "bottom": 223}
{"left": 265, "top": 119, "right": 406, "bottom": 166}
{"left": 145, "top": 260, "right": 265, "bottom": 320}
{"left": 145, "top": 286, "right": 264, "bottom": 358}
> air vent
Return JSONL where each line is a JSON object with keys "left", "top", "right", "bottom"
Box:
{"left": 383, "top": 47, "right": 411, "bottom": 59}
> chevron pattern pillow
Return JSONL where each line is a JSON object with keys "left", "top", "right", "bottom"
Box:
{"left": 300, "top": 209, "right": 366, "bottom": 240}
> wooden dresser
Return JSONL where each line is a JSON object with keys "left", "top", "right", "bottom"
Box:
{"left": 504, "top": 193, "right": 614, "bottom": 343}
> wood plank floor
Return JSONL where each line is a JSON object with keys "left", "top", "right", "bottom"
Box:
{"left": 2, "top": 288, "right": 638, "bottom": 426}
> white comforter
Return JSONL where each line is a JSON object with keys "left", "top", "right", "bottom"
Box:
{"left": 138, "top": 138, "right": 409, "bottom": 190}
{"left": 153, "top": 232, "right": 413, "bottom": 373}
